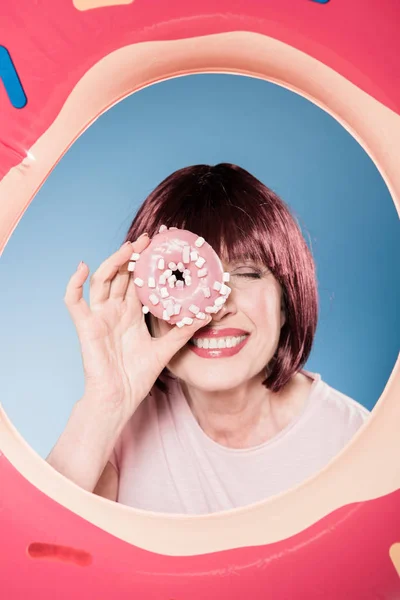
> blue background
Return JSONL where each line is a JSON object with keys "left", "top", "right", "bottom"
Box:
{"left": 0, "top": 74, "right": 399, "bottom": 459}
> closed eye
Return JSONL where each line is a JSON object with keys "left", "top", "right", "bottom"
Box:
{"left": 234, "top": 272, "right": 262, "bottom": 279}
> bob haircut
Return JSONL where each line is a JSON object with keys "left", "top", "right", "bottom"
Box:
{"left": 124, "top": 163, "right": 318, "bottom": 394}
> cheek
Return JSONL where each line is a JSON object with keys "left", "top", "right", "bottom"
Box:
{"left": 239, "top": 287, "right": 282, "bottom": 329}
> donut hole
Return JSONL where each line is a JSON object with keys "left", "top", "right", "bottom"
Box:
{"left": 173, "top": 269, "right": 185, "bottom": 282}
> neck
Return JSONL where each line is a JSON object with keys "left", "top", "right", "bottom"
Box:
{"left": 180, "top": 372, "right": 282, "bottom": 449}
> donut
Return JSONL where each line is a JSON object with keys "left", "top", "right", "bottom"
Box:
{"left": 128, "top": 226, "right": 231, "bottom": 327}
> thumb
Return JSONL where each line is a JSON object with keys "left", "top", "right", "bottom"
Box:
{"left": 154, "top": 315, "right": 212, "bottom": 365}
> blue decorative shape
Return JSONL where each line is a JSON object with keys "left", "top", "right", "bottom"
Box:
{"left": 0, "top": 46, "right": 27, "bottom": 109}
{"left": 310, "top": 0, "right": 330, "bottom": 3}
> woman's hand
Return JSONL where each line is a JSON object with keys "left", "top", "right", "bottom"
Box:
{"left": 64, "top": 233, "right": 211, "bottom": 419}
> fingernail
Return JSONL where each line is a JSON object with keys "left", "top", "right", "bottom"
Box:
{"left": 122, "top": 241, "right": 131, "bottom": 247}
{"left": 77, "top": 261, "right": 84, "bottom": 270}
{"left": 140, "top": 232, "right": 149, "bottom": 238}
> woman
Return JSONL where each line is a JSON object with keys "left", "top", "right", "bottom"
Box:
{"left": 47, "top": 163, "right": 369, "bottom": 514}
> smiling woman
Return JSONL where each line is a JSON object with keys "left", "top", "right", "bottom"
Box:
{"left": 46, "top": 162, "right": 369, "bottom": 514}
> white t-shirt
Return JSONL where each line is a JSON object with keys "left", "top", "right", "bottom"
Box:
{"left": 109, "top": 370, "right": 369, "bottom": 514}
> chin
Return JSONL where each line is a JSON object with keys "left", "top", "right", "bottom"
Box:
{"left": 176, "top": 364, "right": 251, "bottom": 393}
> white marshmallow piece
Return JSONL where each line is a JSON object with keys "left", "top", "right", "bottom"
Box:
{"left": 202, "top": 287, "right": 211, "bottom": 298}
{"left": 163, "top": 269, "right": 173, "bottom": 278}
{"left": 196, "top": 312, "right": 206, "bottom": 320}
{"left": 183, "top": 269, "right": 191, "bottom": 276}
{"left": 159, "top": 224, "right": 168, "bottom": 233}
{"left": 157, "top": 258, "right": 165, "bottom": 270}
{"left": 134, "top": 277, "right": 144, "bottom": 287}
{"left": 189, "top": 304, "right": 200, "bottom": 315}
{"left": 214, "top": 296, "right": 226, "bottom": 306}
{"left": 195, "top": 257, "right": 206, "bottom": 268}
{"left": 182, "top": 245, "right": 191, "bottom": 264}
{"left": 176, "top": 280, "right": 184, "bottom": 289}
{"left": 184, "top": 275, "right": 192, "bottom": 286}
{"left": 182, "top": 317, "right": 194, "bottom": 325}
{"left": 222, "top": 272, "right": 230, "bottom": 282}
{"left": 159, "top": 274, "right": 166, "bottom": 285}
{"left": 177, "top": 262, "right": 184, "bottom": 271}
{"left": 220, "top": 284, "right": 230, "bottom": 295}
{"left": 148, "top": 277, "right": 156, "bottom": 288}
{"left": 128, "top": 262, "right": 135, "bottom": 272}
{"left": 174, "top": 303, "right": 182, "bottom": 315}
{"left": 213, "top": 281, "right": 222, "bottom": 291}
{"left": 162, "top": 309, "right": 170, "bottom": 321}
{"left": 149, "top": 294, "right": 160, "bottom": 306}
{"left": 168, "top": 276, "right": 176, "bottom": 288}
{"left": 130, "top": 252, "right": 140, "bottom": 261}
{"left": 197, "top": 268, "right": 208, "bottom": 278}
{"left": 176, "top": 320, "right": 185, "bottom": 328}
{"left": 166, "top": 301, "right": 175, "bottom": 317}
{"left": 190, "top": 251, "right": 198, "bottom": 262}
{"left": 168, "top": 262, "right": 177, "bottom": 271}
{"left": 160, "top": 288, "right": 169, "bottom": 298}
{"left": 205, "top": 306, "right": 217, "bottom": 313}
{"left": 195, "top": 237, "right": 205, "bottom": 248}
{"left": 142, "top": 305, "right": 150, "bottom": 314}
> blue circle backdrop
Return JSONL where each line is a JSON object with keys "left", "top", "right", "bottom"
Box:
{"left": 0, "top": 73, "right": 399, "bottom": 459}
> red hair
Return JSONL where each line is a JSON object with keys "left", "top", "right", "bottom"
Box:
{"left": 124, "top": 163, "right": 318, "bottom": 393}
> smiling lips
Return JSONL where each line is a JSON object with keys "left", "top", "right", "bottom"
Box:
{"left": 189, "top": 328, "right": 250, "bottom": 358}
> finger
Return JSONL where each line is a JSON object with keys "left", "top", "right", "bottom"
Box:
{"left": 123, "top": 274, "right": 144, "bottom": 320}
{"left": 109, "top": 234, "right": 151, "bottom": 301}
{"left": 90, "top": 234, "right": 149, "bottom": 305}
{"left": 64, "top": 261, "right": 92, "bottom": 323}
{"left": 153, "top": 315, "right": 213, "bottom": 365}
{"left": 108, "top": 269, "right": 130, "bottom": 300}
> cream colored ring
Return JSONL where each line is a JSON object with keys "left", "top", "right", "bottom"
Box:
{"left": 0, "top": 31, "right": 399, "bottom": 556}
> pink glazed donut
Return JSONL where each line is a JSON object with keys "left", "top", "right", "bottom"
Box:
{"left": 128, "top": 226, "right": 231, "bottom": 327}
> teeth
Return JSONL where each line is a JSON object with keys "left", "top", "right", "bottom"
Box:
{"left": 192, "top": 335, "right": 247, "bottom": 349}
